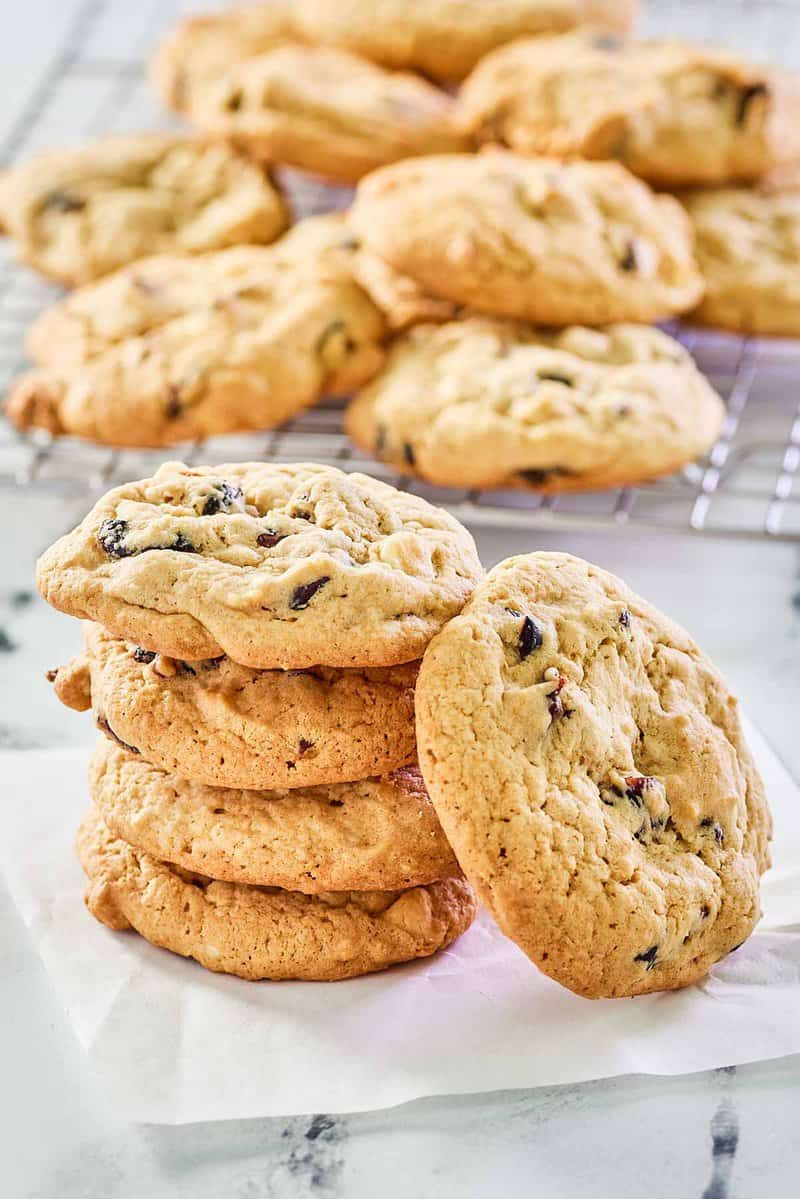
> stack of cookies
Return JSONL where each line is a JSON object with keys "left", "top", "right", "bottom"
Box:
{"left": 40, "top": 462, "right": 483, "bottom": 981}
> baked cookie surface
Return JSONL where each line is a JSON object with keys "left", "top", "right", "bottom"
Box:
{"left": 77, "top": 807, "right": 476, "bottom": 981}
{"left": 349, "top": 153, "right": 703, "bottom": 325}
{"left": 347, "top": 320, "right": 724, "bottom": 491}
{"left": 459, "top": 32, "right": 800, "bottom": 186}
{"left": 0, "top": 133, "right": 287, "bottom": 286}
{"left": 416, "top": 553, "right": 771, "bottom": 999}
{"left": 192, "top": 45, "right": 464, "bottom": 185}
{"left": 6, "top": 215, "right": 385, "bottom": 446}
{"left": 37, "top": 461, "right": 483, "bottom": 669}
{"left": 89, "top": 740, "right": 458, "bottom": 891}
{"left": 54, "top": 622, "right": 418, "bottom": 788}
{"left": 683, "top": 171, "right": 800, "bottom": 336}
{"left": 293, "top": 0, "right": 637, "bottom": 82}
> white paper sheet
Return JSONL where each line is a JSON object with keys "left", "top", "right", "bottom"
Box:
{"left": 1, "top": 717, "right": 799, "bottom": 1125}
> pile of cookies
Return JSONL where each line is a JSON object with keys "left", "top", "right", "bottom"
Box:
{"left": 42, "top": 462, "right": 483, "bottom": 981}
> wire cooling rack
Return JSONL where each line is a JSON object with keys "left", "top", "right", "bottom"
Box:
{"left": 0, "top": 0, "right": 799, "bottom": 542}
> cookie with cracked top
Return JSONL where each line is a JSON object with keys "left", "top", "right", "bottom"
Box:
{"left": 77, "top": 807, "right": 476, "bottom": 981}
{"left": 37, "top": 462, "right": 483, "bottom": 670}
{"left": 415, "top": 552, "right": 771, "bottom": 998}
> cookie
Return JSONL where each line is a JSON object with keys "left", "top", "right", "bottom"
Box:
{"left": 682, "top": 170, "right": 800, "bottom": 336}
{"left": 293, "top": 0, "right": 638, "bottom": 83}
{"left": 77, "top": 807, "right": 476, "bottom": 981}
{"left": 37, "top": 461, "right": 483, "bottom": 670}
{"left": 349, "top": 153, "right": 704, "bottom": 325}
{"left": 346, "top": 320, "right": 724, "bottom": 492}
{"left": 53, "top": 621, "right": 418, "bottom": 788}
{"left": 416, "top": 553, "right": 771, "bottom": 999}
{"left": 0, "top": 134, "right": 287, "bottom": 287}
{"left": 459, "top": 32, "right": 800, "bottom": 186}
{"left": 89, "top": 740, "right": 458, "bottom": 892}
{"left": 191, "top": 45, "right": 465, "bottom": 185}
{"left": 5, "top": 215, "right": 386, "bottom": 446}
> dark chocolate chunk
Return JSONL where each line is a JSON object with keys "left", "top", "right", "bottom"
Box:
{"left": 132, "top": 647, "right": 156, "bottom": 664}
{"left": 257, "top": 529, "right": 286, "bottom": 548}
{"left": 96, "top": 715, "right": 140, "bottom": 755}
{"left": 289, "top": 576, "right": 330, "bottom": 610}
{"left": 201, "top": 480, "right": 245, "bottom": 515}
{"left": 634, "top": 945, "right": 658, "bottom": 970}
{"left": 165, "top": 384, "right": 182, "bottom": 419}
{"left": 619, "top": 609, "right": 631, "bottom": 628}
{"left": 518, "top": 615, "right": 543, "bottom": 659}
{"left": 403, "top": 442, "right": 415, "bottom": 466}
{"left": 98, "top": 518, "right": 132, "bottom": 559}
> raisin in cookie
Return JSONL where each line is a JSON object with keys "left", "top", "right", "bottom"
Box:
{"left": 416, "top": 553, "right": 771, "bottom": 999}
{"left": 5, "top": 215, "right": 385, "bottom": 446}
{"left": 52, "top": 622, "right": 418, "bottom": 789}
{"left": 89, "top": 740, "right": 458, "bottom": 892}
{"left": 347, "top": 320, "right": 724, "bottom": 491}
{"left": 459, "top": 32, "right": 800, "bottom": 187}
{"left": 682, "top": 170, "right": 800, "bottom": 336}
{"left": 37, "top": 462, "right": 483, "bottom": 670}
{"left": 293, "top": 0, "right": 637, "bottom": 83}
{"left": 0, "top": 134, "right": 287, "bottom": 287}
{"left": 349, "top": 153, "right": 703, "bottom": 326}
{"left": 77, "top": 807, "right": 475, "bottom": 981}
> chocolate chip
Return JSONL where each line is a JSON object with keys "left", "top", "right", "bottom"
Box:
{"left": 98, "top": 518, "right": 132, "bottom": 559}
{"left": 41, "top": 189, "right": 86, "bottom": 214}
{"left": 619, "top": 609, "right": 631, "bottom": 628}
{"left": 701, "top": 904, "right": 711, "bottom": 919}
{"left": 624, "top": 775, "right": 651, "bottom": 801}
{"left": 547, "top": 675, "right": 573, "bottom": 719}
{"left": 537, "top": 372, "right": 573, "bottom": 386}
{"left": 328, "top": 799, "right": 344, "bottom": 807}
{"left": 735, "top": 82, "right": 768, "bottom": 127}
{"left": 96, "top": 715, "right": 140, "bottom": 755}
{"left": 165, "top": 384, "right": 182, "bottom": 419}
{"left": 132, "top": 647, "right": 156, "bottom": 664}
{"left": 700, "top": 817, "right": 725, "bottom": 845}
{"left": 634, "top": 945, "right": 658, "bottom": 970}
{"left": 298, "top": 738, "right": 314, "bottom": 755}
{"left": 224, "top": 89, "right": 243, "bottom": 112}
{"left": 517, "top": 467, "right": 571, "bottom": 486}
{"left": 619, "top": 240, "right": 638, "bottom": 271}
{"left": 170, "top": 533, "right": 198, "bottom": 553}
{"left": 518, "top": 615, "right": 543, "bottom": 659}
{"left": 499, "top": 847, "right": 507, "bottom": 859}
{"left": 289, "top": 577, "right": 330, "bottom": 610}
{"left": 203, "top": 655, "right": 225, "bottom": 669}
{"left": 45, "top": 668, "right": 58, "bottom": 683}
{"left": 201, "top": 480, "right": 244, "bottom": 515}
{"left": 257, "top": 530, "right": 286, "bottom": 548}
{"left": 403, "top": 442, "right": 415, "bottom": 466}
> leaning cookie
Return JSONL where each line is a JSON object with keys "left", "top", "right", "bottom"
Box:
{"left": 191, "top": 45, "right": 465, "bottom": 185}
{"left": 52, "top": 622, "right": 418, "bottom": 789}
{"left": 416, "top": 552, "right": 771, "bottom": 999}
{"left": 459, "top": 32, "right": 800, "bottom": 186}
{"left": 346, "top": 320, "right": 724, "bottom": 492}
{"left": 5, "top": 215, "right": 385, "bottom": 446}
{"left": 36, "top": 462, "right": 483, "bottom": 669}
{"left": 0, "top": 133, "right": 287, "bottom": 286}
{"left": 349, "top": 153, "right": 704, "bottom": 326}
{"left": 89, "top": 740, "right": 459, "bottom": 891}
{"left": 682, "top": 169, "right": 800, "bottom": 337}
{"left": 77, "top": 807, "right": 476, "bottom": 981}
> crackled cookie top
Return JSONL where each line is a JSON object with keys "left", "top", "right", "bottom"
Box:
{"left": 0, "top": 134, "right": 288, "bottom": 286}
{"left": 347, "top": 320, "right": 724, "bottom": 491}
{"left": 52, "top": 621, "right": 418, "bottom": 789}
{"left": 683, "top": 172, "right": 800, "bottom": 336}
{"left": 38, "top": 462, "right": 482, "bottom": 669}
{"left": 89, "top": 740, "right": 458, "bottom": 892}
{"left": 293, "top": 0, "right": 637, "bottom": 82}
{"left": 459, "top": 32, "right": 800, "bottom": 186}
{"left": 78, "top": 808, "right": 476, "bottom": 981}
{"left": 349, "top": 153, "right": 703, "bottom": 326}
{"left": 416, "top": 553, "right": 771, "bottom": 999}
{"left": 6, "top": 216, "right": 386, "bottom": 446}
{"left": 192, "top": 45, "right": 465, "bottom": 185}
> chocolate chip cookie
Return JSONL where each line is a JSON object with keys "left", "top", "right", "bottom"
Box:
{"left": 416, "top": 553, "right": 771, "bottom": 998}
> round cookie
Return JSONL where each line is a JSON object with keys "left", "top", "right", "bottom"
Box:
{"left": 349, "top": 153, "right": 704, "bottom": 326}
{"left": 36, "top": 462, "right": 483, "bottom": 669}
{"left": 416, "top": 553, "right": 771, "bottom": 999}
{"left": 77, "top": 808, "right": 476, "bottom": 981}
{"left": 53, "top": 622, "right": 418, "bottom": 788}
{"left": 89, "top": 740, "right": 459, "bottom": 891}
{"left": 347, "top": 320, "right": 724, "bottom": 492}
{"left": 682, "top": 170, "right": 800, "bottom": 337}
{"left": 292, "top": 0, "right": 637, "bottom": 83}
{"left": 459, "top": 32, "right": 800, "bottom": 186}
{"left": 0, "top": 133, "right": 287, "bottom": 287}
{"left": 192, "top": 45, "right": 465, "bottom": 185}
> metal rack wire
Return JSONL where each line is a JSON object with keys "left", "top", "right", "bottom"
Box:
{"left": 0, "top": 0, "right": 799, "bottom": 542}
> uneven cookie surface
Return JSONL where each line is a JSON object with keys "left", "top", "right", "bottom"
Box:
{"left": 349, "top": 153, "right": 703, "bottom": 326}
{"left": 89, "top": 740, "right": 458, "bottom": 891}
{"left": 37, "top": 462, "right": 483, "bottom": 669}
{"left": 191, "top": 45, "right": 464, "bottom": 184}
{"left": 6, "top": 215, "right": 385, "bottom": 446}
{"left": 416, "top": 553, "right": 771, "bottom": 999}
{"left": 0, "top": 133, "right": 287, "bottom": 286}
{"left": 54, "top": 622, "right": 418, "bottom": 788}
{"left": 347, "top": 320, "right": 724, "bottom": 491}
{"left": 293, "top": 0, "right": 637, "bottom": 82}
{"left": 683, "top": 172, "right": 800, "bottom": 336}
{"left": 459, "top": 32, "right": 800, "bottom": 186}
{"left": 78, "top": 807, "right": 476, "bottom": 981}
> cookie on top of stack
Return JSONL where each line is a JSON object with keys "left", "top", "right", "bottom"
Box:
{"left": 41, "top": 461, "right": 482, "bottom": 981}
